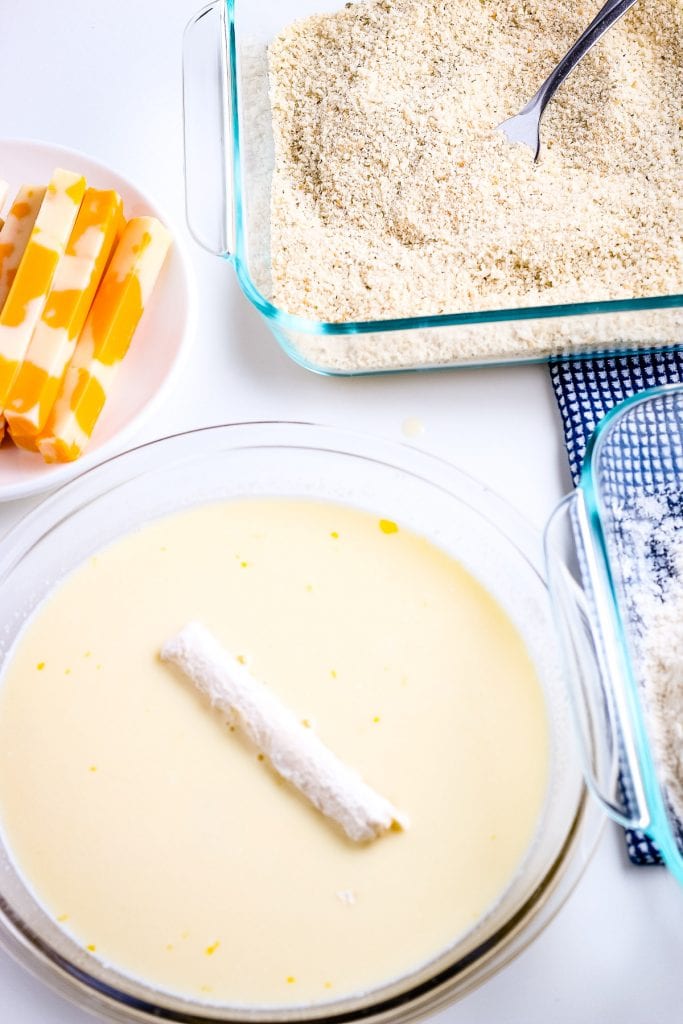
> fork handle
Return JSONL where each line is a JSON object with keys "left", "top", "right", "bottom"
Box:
{"left": 525, "top": 0, "right": 639, "bottom": 120}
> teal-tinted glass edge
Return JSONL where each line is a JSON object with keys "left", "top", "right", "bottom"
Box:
{"left": 580, "top": 383, "right": 683, "bottom": 883}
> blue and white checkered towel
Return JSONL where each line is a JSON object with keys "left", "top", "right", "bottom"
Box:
{"left": 550, "top": 350, "right": 683, "bottom": 866}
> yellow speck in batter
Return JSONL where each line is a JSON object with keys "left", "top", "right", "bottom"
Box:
{"left": 379, "top": 519, "right": 398, "bottom": 534}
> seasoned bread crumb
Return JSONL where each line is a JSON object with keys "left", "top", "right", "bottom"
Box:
{"left": 268, "top": 0, "right": 683, "bottom": 348}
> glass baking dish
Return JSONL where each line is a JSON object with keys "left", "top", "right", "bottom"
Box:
{"left": 545, "top": 385, "right": 683, "bottom": 884}
{"left": 182, "top": 0, "right": 683, "bottom": 376}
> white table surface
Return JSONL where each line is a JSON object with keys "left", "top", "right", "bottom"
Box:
{"left": 0, "top": 2, "right": 681, "bottom": 1021}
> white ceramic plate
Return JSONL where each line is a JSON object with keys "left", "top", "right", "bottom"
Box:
{"left": 0, "top": 138, "right": 195, "bottom": 502}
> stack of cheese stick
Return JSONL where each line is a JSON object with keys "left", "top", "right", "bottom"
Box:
{"left": 0, "top": 168, "right": 171, "bottom": 462}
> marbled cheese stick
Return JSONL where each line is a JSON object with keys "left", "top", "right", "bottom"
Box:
{"left": 161, "top": 622, "right": 408, "bottom": 843}
{"left": 37, "top": 217, "right": 171, "bottom": 463}
{"left": 0, "top": 180, "right": 8, "bottom": 227}
{"left": 0, "top": 185, "right": 52, "bottom": 444}
{"left": 0, "top": 184, "right": 46, "bottom": 445}
{"left": 6, "top": 189, "right": 123, "bottom": 449}
{"left": 0, "top": 170, "right": 86, "bottom": 413}
{"left": 0, "top": 185, "right": 46, "bottom": 313}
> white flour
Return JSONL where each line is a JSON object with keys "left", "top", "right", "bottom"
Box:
{"left": 611, "top": 494, "right": 683, "bottom": 826}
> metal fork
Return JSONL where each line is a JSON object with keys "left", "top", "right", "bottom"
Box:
{"left": 497, "top": 0, "right": 639, "bottom": 161}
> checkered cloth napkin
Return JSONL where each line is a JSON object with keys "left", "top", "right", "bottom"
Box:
{"left": 549, "top": 350, "right": 683, "bottom": 865}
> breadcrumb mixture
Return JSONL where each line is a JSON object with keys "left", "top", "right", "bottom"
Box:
{"left": 268, "top": 0, "right": 683, "bottom": 327}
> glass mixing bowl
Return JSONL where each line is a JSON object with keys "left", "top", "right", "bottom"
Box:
{"left": 0, "top": 422, "right": 602, "bottom": 1023}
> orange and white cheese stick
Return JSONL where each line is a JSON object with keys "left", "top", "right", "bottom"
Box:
{"left": 0, "top": 180, "right": 8, "bottom": 227}
{"left": 0, "top": 185, "right": 45, "bottom": 443}
{"left": 0, "top": 170, "right": 86, "bottom": 413}
{"left": 37, "top": 217, "right": 171, "bottom": 463}
{"left": 0, "top": 185, "right": 46, "bottom": 314}
{"left": 5, "top": 189, "right": 123, "bottom": 450}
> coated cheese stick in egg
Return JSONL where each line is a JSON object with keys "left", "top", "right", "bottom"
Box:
{"left": 37, "top": 217, "right": 172, "bottom": 463}
{"left": 0, "top": 170, "right": 86, "bottom": 412}
{"left": 6, "top": 189, "right": 123, "bottom": 449}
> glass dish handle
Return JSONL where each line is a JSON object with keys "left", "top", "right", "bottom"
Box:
{"left": 182, "top": 1, "right": 234, "bottom": 257}
{"left": 545, "top": 494, "right": 649, "bottom": 830}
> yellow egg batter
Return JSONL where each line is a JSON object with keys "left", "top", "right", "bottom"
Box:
{"left": 0, "top": 498, "right": 549, "bottom": 1006}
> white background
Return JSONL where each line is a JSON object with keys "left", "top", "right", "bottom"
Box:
{"left": 0, "top": 2, "right": 681, "bottom": 1021}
